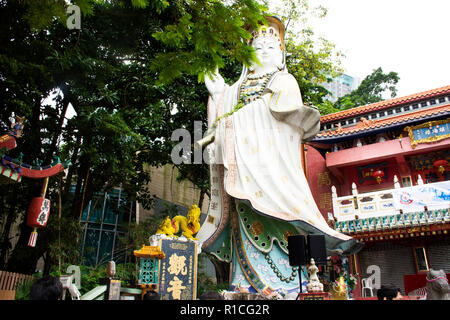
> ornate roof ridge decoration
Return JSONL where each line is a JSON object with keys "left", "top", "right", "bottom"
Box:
{"left": 321, "top": 85, "right": 450, "bottom": 123}
{"left": 1, "top": 114, "right": 71, "bottom": 182}
{"left": 1, "top": 155, "right": 71, "bottom": 180}
{"left": 335, "top": 209, "right": 450, "bottom": 242}
{"left": 315, "top": 103, "right": 450, "bottom": 139}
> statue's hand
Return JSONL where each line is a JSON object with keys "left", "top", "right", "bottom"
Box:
{"left": 205, "top": 67, "right": 225, "bottom": 99}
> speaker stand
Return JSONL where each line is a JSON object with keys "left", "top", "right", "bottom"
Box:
{"left": 295, "top": 266, "right": 303, "bottom": 300}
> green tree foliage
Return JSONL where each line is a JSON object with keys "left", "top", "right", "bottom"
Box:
{"left": 333, "top": 67, "right": 400, "bottom": 110}
{"left": 286, "top": 37, "right": 343, "bottom": 107}
{"left": 118, "top": 216, "right": 163, "bottom": 260}
{"left": 271, "top": 0, "right": 344, "bottom": 109}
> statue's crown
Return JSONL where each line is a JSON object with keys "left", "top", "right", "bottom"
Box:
{"left": 252, "top": 25, "right": 280, "bottom": 41}
{"left": 248, "top": 16, "right": 285, "bottom": 50}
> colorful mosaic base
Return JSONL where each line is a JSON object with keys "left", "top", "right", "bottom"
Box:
{"left": 230, "top": 206, "right": 307, "bottom": 295}
{"left": 237, "top": 201, "right": 299, "bottom": 254}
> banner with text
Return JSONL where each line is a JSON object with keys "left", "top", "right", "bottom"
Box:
{"left": 392, "top": 181, "right": 450, "bottom": 212}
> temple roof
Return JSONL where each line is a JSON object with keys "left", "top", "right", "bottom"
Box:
{"left": 313, "top": 85, "right": 450, "bottom": 143}
{"left": 133, "top": 245, "right": 165, "bottom": 259}
{"left": 0, "top": 134, "right": 71, "bottom": 183}
{"left": 316, "top": 103, "right": 450, "bottom": 140}
{"left": 320, "top": 85, "right": 450, "bottom": 123}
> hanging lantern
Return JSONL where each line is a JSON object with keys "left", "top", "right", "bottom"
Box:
{"left": 433, "top": 159, "right": 448, "bottom": 174}
{"left": 26, "top": 177, "right": 50, "bottom": 247}
{"left": 372, "top": 169, "right": 384, "bottom": 184}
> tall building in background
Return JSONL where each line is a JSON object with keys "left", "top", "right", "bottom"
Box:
{"left": 323, "top": 74, "right": 361, "bottom": 103}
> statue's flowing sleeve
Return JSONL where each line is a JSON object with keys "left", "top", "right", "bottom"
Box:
{"left": 268, "top": 73, "right": 321, "bottom": 142}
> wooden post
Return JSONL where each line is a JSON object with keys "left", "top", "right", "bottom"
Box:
{"left": 40, "top": 177, "right": 49, "bottom": 197}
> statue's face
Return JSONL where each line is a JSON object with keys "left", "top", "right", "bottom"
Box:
{"left": 252, "top": 36, "right": 282, "bottom": 71}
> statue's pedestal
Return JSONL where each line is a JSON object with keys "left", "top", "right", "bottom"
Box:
{"left": 298, "top": 292, "right": 330, "bottom": 300}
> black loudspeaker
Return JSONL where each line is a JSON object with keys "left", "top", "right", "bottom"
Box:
{"left": 287, "top": 235, "right": 307, "bottom": 266}
{"left": 307, "top": 234, "right": 327, "bottom": 265}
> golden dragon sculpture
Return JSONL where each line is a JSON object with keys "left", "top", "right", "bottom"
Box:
{"left": 156, "top": 204, "right": 201, "bottom": 241}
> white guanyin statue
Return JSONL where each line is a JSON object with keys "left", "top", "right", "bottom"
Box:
{"left": 196, "top": 16, "right": 362, "bottom": 297}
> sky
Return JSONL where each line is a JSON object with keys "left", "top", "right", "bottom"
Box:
{"left": 305, "top": 0, "right": 450, "bottom": 98}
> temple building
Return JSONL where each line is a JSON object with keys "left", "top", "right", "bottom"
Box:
{"left": 307, "top": 84, "right": 450, "bottom": 298}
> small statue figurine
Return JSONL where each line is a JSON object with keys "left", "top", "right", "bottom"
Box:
{"left": 306, "top": 258, "right": 324, "bottom": 293}
{"left": 9, "top": 114, "right": 25, "bottom": 138}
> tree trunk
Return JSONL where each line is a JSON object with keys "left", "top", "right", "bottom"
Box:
{"left": 6, "top": 220, "right": 45, "bottom": 274}
{"left": 198, "top": 188, "right": 205, "bottom": 210}
{"left": 210, "top": 256, "right": 230, "bottom": 286}
{"left": 0, "top": 187, "right": 18, "bottom": 269}
{"left": 70, "top": 152, "right": 91, "bottom": 220}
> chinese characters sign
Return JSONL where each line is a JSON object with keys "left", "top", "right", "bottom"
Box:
{"left": 158, "top": 239, "right": 198, "bottom": 300}
{"left": 37, "top": 199, "right": 50, "bottom": 226}
{"left": 406, "top": 119, "right": 450, "bottom": 149}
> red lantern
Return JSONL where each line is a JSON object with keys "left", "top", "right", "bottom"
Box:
{"left": 26, "top": 197, "right": 51, "bottom": 247}
{"left": 26, "top": 177, "right": 50, "bottom": 247}
{"left": 433, "top": 159, "right": 448, "bottom": 174}
{"left": 372, "top": 169, "right": 384, "bottom": 184}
